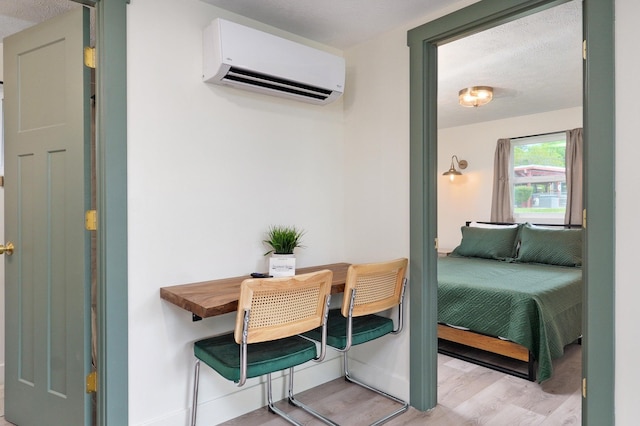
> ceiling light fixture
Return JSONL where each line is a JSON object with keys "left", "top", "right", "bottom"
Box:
{"left": 443, "top": 155, "right": 468, "bottom": 182}
{"left": 458, "top": 86, "right": 493, "bottom": 107}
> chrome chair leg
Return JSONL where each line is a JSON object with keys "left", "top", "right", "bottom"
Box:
{"left": 266, "top": 372, "right": 303, "bottom": 426}
{"left": 287, "top": 367, "right": 340, "bottom": 426}
{"left": 191, "top": 359, "right": 200, "bottom": 426}
{"left": 343, "top": 351, "right": 350, "bottom": 378}
{"left": 342, "top": 353, "right": 409, "bottom": 426}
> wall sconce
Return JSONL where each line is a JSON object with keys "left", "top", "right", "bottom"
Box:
{"left": 458, "top": 86, "right": 493, "bottom": 107}
{"left": 443, "top": 155, "right": 468, "bottom": 182}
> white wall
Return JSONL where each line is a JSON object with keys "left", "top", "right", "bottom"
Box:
{"left": 342, "top": 13, "right": 414, "bottom": 400}
{"left": 127, "top": 0, "right": 640, "bottom": 424}
{"left": 127, "top": 1, "right": 347, "bottom": 424}
{"left": 126, "top": 0, "right": 481, "bottom": 424}
{"left": 341, "top": 0, "right": 484, "bottom": 405}
{"left": 437, "top": 107, "right": 583, "bottom": 250}
{"left": 615, "top": 0, "right": 640, "bottom": 424}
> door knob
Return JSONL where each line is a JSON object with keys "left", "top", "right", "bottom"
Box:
{"left": 0, "top": 242, "right": 15, "bottom": 256}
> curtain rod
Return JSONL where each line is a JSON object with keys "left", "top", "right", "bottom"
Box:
{"left": 509, "top": 129, "right": 568, "bottom": 141}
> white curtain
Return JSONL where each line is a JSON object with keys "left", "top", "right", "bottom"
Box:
{"left": 490, "top": 138, "right": 514, "bottom": 222}
{"left": 564, "top": 128, "right": 583, "bottom": 225}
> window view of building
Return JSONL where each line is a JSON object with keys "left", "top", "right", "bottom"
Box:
{"left": 511, "top": 132, "right": 567, "bottom": 223}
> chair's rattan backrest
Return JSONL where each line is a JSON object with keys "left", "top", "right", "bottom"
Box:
{"left": 341, "top": 258, "right": 408, "bottom": 317}
{"left": 234, "top": 270, "right": 333, "bottom": 344}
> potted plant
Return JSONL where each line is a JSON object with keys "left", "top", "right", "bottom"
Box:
{"left": 263, "top": 225, "right": 305, "bottom": 277}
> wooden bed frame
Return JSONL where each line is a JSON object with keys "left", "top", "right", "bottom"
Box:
{"left": 437, "top": 323, "right": 536, "bottom": 381}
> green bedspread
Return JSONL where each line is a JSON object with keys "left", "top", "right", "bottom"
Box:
{"left": 438, "top": 256, "right": 582, "bottom": 382}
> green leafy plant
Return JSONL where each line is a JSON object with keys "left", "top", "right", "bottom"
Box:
{"left": 514, "top": 185, "right": 534, "bottom": 206}
{"left": 263, "top": 225, "right": 305, "bottom": 255}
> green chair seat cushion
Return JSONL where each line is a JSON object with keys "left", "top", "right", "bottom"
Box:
{"left": 303, "top": 309, "right": 394, "bottom": 349}
{"left": 194, "top": 332, "right": 318, "bottom": 382}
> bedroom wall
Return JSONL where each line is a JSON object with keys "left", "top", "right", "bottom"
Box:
{"left": 437, "top": 107, "right": 583, "bottom": 251}
{"left": 127, "top": 1, "right": 348, "bottom": 424}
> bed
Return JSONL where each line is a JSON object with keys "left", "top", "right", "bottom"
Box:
{"left": 437, "top": 222, "right": 583, "bottom": 382}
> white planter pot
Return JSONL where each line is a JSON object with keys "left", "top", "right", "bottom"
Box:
{"left": 268, "top": 254, "right": 296, "bottom": 277}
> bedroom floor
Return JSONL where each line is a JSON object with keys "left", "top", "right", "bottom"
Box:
{"left": 220, "top": 342, "right": 582, "bottom": 425}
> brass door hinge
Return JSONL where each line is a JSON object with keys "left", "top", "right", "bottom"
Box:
{"left": 86, "top": 371, "right": 97, "bottom": 393}
{"left": 84, "top": 46, "right": 96, "bottom": 69}
{"left": 582, "top": 377, "right": 587, "bottom": 398}
{"left": 583, "top": 40, "right": 587, "bottom": 60}
{"left": 583, "top": 208, "right": 587, "bottom": 229}
{"left": 85, "top": 210, "right": 97, "bottom": 231}
{"left": 434, "top": 237, "right": 439, "bottom": 251}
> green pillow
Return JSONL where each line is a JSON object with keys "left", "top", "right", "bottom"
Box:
{"left": 451, "top": 226, "right": 519, "bottom": 260}
{"left": 515, "top": 224, "right": 582, "bottom": 267}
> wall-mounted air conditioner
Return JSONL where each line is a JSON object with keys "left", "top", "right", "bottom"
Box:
{"left": 203, "top": 18, "right": 345, "bottom": 105}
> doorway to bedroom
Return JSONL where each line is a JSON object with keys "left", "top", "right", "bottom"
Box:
{"left": 435, "top": 2, "right": 583, "bottom": 418}
{"left": 408, "top": 0, "right": 615, "bottom": 424}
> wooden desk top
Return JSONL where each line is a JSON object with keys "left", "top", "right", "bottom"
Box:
{"left": 160, "top": 263, "right": 350, "bottom": 319}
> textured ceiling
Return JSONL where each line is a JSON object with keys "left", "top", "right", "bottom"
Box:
{"left": 438, "top": 0, "right": 582, "bottom": 127}
{"left": 1, "top": 0, "right": 582, "bottom": 128}
{"left": 0, "top": 0, "right": 79, "bottom": 41}
{"left": 201, "top": 0, "right": 457, "bottom": 50}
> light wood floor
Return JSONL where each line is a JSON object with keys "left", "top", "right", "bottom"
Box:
{"left": 220, "top": 343, "right": 581, "bottom": 425}
{"left": 0, "top": 386, "right": 11, "bottom": 426}
{"left": 0, "top": 344, "right": 580, "bottom": 425}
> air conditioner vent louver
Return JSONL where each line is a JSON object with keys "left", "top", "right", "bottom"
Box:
{"left": 203, "top": 19, "right": 345, "bottom": 105}
{"left": 224, "top": 67, "right": 332, "bottom": 101}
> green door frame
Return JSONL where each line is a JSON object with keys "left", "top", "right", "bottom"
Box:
{"left": 95, "top": 0, "right": 129, "bottom": 424}
{"left": 407, "top": 1, "right": 615, "bottom": 425}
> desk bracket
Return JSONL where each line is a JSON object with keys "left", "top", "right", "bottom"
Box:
{"left": 192, "top": 313, "right": 203, "bottom": 322}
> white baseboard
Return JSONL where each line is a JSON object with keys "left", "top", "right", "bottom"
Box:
{"left": 135, "top": 356, "right": 343, "bottom": 426}
{"left": 346, "top": 356, "right": 410, "bottom": 401}
{"left": 133, "top": 352, "right": 410, "bottom": 426}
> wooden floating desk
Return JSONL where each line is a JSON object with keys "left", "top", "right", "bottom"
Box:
{"left": 160, "top": 262, "right": 350, "bottom": 320}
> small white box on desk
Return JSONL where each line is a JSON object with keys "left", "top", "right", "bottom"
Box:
{"left": 268, "top": 255, "right": 296, "bottom": 277}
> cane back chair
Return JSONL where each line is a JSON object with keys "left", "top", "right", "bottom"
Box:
{"left": 303, "top": 258, "right": 409, "bottom": 425}
{"left": 190, "top": 269, "right": 335, "bottom": 426}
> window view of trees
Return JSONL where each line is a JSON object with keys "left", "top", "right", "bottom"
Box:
{"left": 513, "top": 140, "right": 565, "bottom": 167}
{"left": 511, "top": 134, "right": 566, "bottom": 222}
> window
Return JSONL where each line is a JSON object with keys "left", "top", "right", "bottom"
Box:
{"left": 511, "top": 132, "right": 567, "bottom": 223}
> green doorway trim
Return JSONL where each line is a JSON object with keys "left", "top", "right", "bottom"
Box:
{"left": 406, "top": 1, "right": 614, "bottom": 424}
{"left": 95, "top": 0, "right": 129, "bottom": 424}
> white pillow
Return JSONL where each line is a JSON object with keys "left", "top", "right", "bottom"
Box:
{"left": 468, "top": 221, "right": 518, "bottom": 229}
